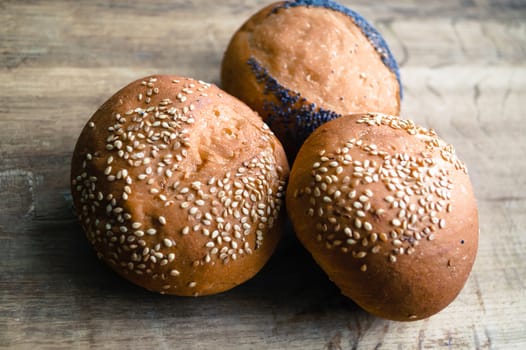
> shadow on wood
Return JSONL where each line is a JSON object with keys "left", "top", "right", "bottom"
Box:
{"left": 20, "top": 211, "right": 365, "bottom": 321}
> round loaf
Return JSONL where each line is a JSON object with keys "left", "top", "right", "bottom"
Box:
{"left": 221, "top": 0, "right": 401, "bottom": 160}
{"left": 286, "top": 113, "right": 478, "bottom": 321}
{"left": 71, "top": 75, "right": 289, "bottom": 296}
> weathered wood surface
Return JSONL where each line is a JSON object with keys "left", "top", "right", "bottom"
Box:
{"left": 1, "top": 1, "right": 525, "bottom": 349}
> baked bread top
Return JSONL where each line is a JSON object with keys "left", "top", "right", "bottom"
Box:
{"left": 71, "top": 75, "right": 289, "bottom": 296}
{"left": 222, "top": 0, "right": 401, "bottom": 158}
{"left": 286, "top": 113, "right": 478, "bottom": 320}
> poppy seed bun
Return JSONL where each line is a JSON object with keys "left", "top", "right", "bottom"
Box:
{"left": 221, "top": 0, "right": 401, "bottom": 160}
{"left": 286, "top": 114, "right": 478, "bottom": 321}
{"left": 71, "top": 75, "right": 289, "bottom": 296}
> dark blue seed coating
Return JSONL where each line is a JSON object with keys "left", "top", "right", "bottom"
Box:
{"left": 248, "top": 57, "right": 341, "bottom": 155}
{"left": 274, "top": 0, "right": 402, "bottom": 95}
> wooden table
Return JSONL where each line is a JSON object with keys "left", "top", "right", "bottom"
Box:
{"left": 2, "top": 1, "right": 525, "bottom": 348}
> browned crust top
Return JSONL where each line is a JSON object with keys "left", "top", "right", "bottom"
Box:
{"left": 71, "top": 75, "right": 289, "bottom": 296}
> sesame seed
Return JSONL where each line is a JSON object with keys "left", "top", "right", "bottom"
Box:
{"left": 354, "top": 218, "right": 362, "bottom": 229}
{"left": 355, "top": 251, "right": 367, "bottom": 259}
{"left": 158, "top": 216, "right": 167, "bottom": 225}
{"left": 182, "top": 226, "right": 190, "bottom": 235}
{"left": 146, "top": 228, "right": 157, "bottom": 235}
{"left": 359, "top": 195, "right": 369, "bottom": 203}
{"left": 170, "top": 269, "right": 180, "bottom": 276}
{"left": 188, "top": 281, "right": 197, "bottom": 288}
{"left": 163, "top": 238, "right": 173, "bottom": 247}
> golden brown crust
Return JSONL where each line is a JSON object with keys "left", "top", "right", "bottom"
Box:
{"left": 71, "top": 75, "right": 289, "bottom": 296}
{"left": 286, "top": 114, "right": 478, "bottom": 321}
{"left": 221, "top": 2, "right": 401, "bottom": 159}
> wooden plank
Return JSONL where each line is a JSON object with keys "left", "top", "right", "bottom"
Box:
{"left": 2, "top": 1, "right": 525, "bottom": 71}
{"left": 1, "top": 0, "right": 525, "bottom": 349}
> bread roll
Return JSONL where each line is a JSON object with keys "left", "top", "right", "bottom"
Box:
{"left": 221, "top": 0, "right": 401, "bottom": 160}
{"left": 286, "top": 113, "right": 478, "bottom": 321}
{"left": 71, "top": 75, "right": 289, "bottom": 296}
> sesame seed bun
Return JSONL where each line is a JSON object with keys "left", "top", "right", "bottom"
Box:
{"left": 286, "top": 113, "right": 478, "bottom": 321}
{"left": 221, "top": 0, "right": 401, "bottom": 161}
{"left": 71, "top": 75, "right": 289, "bottom": 296}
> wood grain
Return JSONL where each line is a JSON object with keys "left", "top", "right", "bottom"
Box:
{"left": 1, "top": 1, "right": 525, "bottom": 349}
